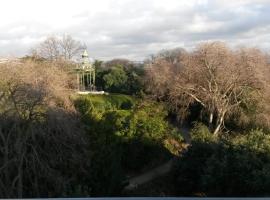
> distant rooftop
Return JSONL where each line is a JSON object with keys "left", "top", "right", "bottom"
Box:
{"left": 0, "top": 57, "right": 21, "bottom": 64}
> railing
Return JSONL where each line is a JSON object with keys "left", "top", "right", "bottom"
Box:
{"left": 17, "top": 198, "right": 270, "bottom": 200}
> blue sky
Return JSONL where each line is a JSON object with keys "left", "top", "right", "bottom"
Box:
{"left": 0, "top": 0, "right": 270, "bottom": 60}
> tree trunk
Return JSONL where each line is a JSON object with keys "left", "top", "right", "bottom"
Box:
{"left": 213, "top": 111, "right": 225, "bottom": 135}
{"left": 208, "top": 112, "right": 213, "bottom": 130}
{"left": 213, "top": 120, "right": 222, "bottom": 135}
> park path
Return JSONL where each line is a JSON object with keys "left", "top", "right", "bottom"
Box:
{"left": 124, "top": 158, "right": 174, "bottom": 190}
{"left": 124, "top": 127, "right": 191, "bottom": 191}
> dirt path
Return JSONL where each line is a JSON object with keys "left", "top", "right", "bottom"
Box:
{"left": 124, "top": 159, "right": 174, "bottom": 190}
{"left": 124, "top": 127, "right": 191, "bottom": 191}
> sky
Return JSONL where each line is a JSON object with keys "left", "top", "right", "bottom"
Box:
{"left": 0, "top": 0, "right": 270, "bottom": 60}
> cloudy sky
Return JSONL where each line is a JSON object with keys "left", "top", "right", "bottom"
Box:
{"left": 0, "top": 0, "right": 270, "bottom": 60}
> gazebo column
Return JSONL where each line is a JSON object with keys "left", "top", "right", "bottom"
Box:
{"left": 90, "top": 71, "right": 92, "bottom": 90}
{"left": 93, "top": 69, "right": 95, "bottom": 87}
{"left": 77, "top": 72, "right": 80, "bottom": 91}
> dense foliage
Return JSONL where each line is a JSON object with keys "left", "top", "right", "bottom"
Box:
{"left": 74, "top": 94, "right": 180, "bottom": 196}
{"left": 173, "top": 123, "right": 270, "bottom": 196}
{"left": 94, "top": 60, "right": 144, "bottom": 95}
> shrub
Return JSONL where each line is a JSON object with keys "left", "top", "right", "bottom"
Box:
{"left": 78, "top": 99, "right": 172, "bottom": 173}
{"left": 190, "top": 122, "right": 215, "bottom": 143}
{"left": 173, "top": 129, "right": 270, "bottom": 196}
{"left": 127, "top": 101, "right": 169, "bottom": 140}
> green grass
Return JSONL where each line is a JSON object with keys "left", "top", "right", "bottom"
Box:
{"left": 74, "top": 93, "right": 136, "bottom": 113}
{"left": 90, "top": 94, "right": 135, "bottom": 110}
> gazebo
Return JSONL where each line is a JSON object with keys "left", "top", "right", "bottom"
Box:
{"left": 75, "top": 50, "right": 95, "bottom": 91}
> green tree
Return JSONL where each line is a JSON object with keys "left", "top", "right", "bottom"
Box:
{"left": 103, "top": 65, "right": 128, "bottom": 93}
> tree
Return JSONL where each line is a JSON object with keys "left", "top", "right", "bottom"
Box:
{"left": 59, "top": 34, "right": 84, "bottom": 60}
{"left": 103, "top": 65, "right": 128, "bottom": 93}
{"left": 37, "top": 36, "right": 60, "bottom": 61}
{"left": 104, "top": 59, "right": 131, "bottom": 69}
{"left": 34, "top": 35, "right": 84, "bottom": 61}
{"left": 0, "top": 60, "right": 90, "bottom": 197}
{"left": 156, "top": 48, "right": 186, "bottom": 64}
{"left": 94, "top": 59, "right": 145, "bottom": 95}
{"left": 146, "top": 42, "right": 267, "bottom": 134}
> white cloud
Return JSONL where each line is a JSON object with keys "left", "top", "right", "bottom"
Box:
{"left": 0, "top": 0, "right": 270, "bottom": 60}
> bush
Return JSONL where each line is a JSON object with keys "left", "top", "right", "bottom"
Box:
{"left": 190, "top": 122, "right": 215, "bottom": 143}
{"left": 77, "top": 98, "right": 172, "bottom": 174}
{"left": 127, "top": 101, "right": 169, "bottom": 140}
{"left": 173, "top": 128, "right": 270, "bottom": 196}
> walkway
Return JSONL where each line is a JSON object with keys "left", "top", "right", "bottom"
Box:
{"left": 124, "top": 159, "right": 174, "bottom": 190}
{"left": 124, "top": 127, "right": 191, "bottom": 191}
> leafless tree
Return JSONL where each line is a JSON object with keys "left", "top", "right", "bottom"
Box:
{"left": 146, "top": 42, "right": 268, "bottom": 135}
{"left": 59, "top": 34, "right": 84, "bottom": 60}
{"left": 157, "top": 48, "right": 186, "bottom": 64}
{"left": 0, "top": 61, "right": 87, "bottom": 197}
{"left": 34, "top": 35, "right": 84, "bottom": 61}
{"left": 37, "top": 36, "right": 60, "bottom": 61}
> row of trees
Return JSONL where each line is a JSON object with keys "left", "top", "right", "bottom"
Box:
{"left": 29, "top": 36, "right": 145, "bottom": 95}
{"left": 29, "top": 36, "right": 270, "bottom": 136}
{"left": 30, "top": 36, "right": 270, "bottom": 134}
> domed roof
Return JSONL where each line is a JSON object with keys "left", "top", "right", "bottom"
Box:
{"left": 82, "top": 50, "right": 88, "bottom": 58}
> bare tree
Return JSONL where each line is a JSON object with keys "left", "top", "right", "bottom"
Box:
{"left": 37, "top": 36, "right": 60, "bottom": 61}
{"left": 146, "top": 42, "right": 268, "bottom": 135}
{"left": 34, "top": 35, "right": 84, "bottom": 61}
{"left": 157, "top": 48, "right": 186, "bottom": 64}
{"left": 0, "top": 60, "right": 87, "bottom": 197}
{"left": 59, "top": 34, "right": 84, "bottom": 60}
{"left": 0, "top": 60, "right": 75, "bottom": 119}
